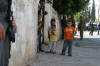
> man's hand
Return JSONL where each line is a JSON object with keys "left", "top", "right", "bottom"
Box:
{"left": 75, "top": 32, "right": 77, "bottom": 35}
{"left": 0, "top": 24, "right": 5, "bottom": 40}
{"left": 51, "top": 30, "right": 55, "bottom": 35}
{"left": 12, "top": 18, "right": 17, "bottom": 33}
{"left": 44, "top": 11, "right": 48, "bottom": 15}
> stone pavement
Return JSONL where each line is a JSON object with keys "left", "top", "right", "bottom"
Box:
{"left": 75, "top": 31, "right": 100, "bottom": 48}
{"left": 75, "top": 38, "right": 100, "bottom": 48}
{"left": 76, "top": 31, "right": 100, "bottom": 38}
{"left": 29, "top": 39, "right": 100, "bottom": 66}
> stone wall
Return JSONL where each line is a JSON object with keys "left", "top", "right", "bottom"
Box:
{"left": 44, "top": 3, "right": 52, "bottom": 43}
{"left": 9, "top": 0, "right": 39, "bottom": 66}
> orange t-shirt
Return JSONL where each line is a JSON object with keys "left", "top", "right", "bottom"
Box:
{"left": 64, "top": 27, "right": 76, "bottom": 40}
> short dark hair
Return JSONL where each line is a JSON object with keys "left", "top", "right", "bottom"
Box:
{"left": 51, "top": 18, "right": 55, "bottom": 23}
{"left": 39, "top": 0, "right": 45, "bottom": 3}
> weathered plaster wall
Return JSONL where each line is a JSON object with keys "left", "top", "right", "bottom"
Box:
{"left": 8, "top": 0, "right": 61, "bottom": 66}
{"left": 44, "top": 3, "right": 52, "bottom": 43}
{"left": 9, "top": 0, "right": 39, "bottom": 66}
{"left": 52, "top": 8, "right": 61, "bottom": 40}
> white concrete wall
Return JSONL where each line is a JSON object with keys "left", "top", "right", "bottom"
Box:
{"left": 44, "top": 4, "right": 52, "bottom": 43}
{"left": 8, "top": 0, "right": 61, "bottom": 65}
{"left": 44, "top": 3, "right": 61, "bottom": 43}
{"left": 52, "top": 8, "right": 61, "bottom": 40}
{"left": 9, "top": 0, "right": 39, "bottom": 66}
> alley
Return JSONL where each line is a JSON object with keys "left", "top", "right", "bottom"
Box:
{"left": 29, "top": 31, "right": 100, "bottom": 66}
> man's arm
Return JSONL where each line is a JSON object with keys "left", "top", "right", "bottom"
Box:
{"left": 48, "top": 31, "right": 50, "bottom": 39}
{"left": 0, "top": 24, "right": 5, "bottom": 40}
{"left": 12, "top": 19, "right": 17, "bottom": 33}
{"left": 73, "top": 28, "right": 77, "bottom": 35}
{"left": 75, "top": 28, "right": 77, "bottom": 33}
{"left": 64, "top": 28, "right": 66, "bottom": 40}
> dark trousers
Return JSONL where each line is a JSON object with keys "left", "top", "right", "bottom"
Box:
{"left": 62, "top": 40, "right": 73, "bottom": 55}
{"left": 37, "top": 34, "right": 42, "bottom": 52}
{"left": 98, "top": 29, "right": 100, "bottom": 35}
{"left": 0, "top": 38, "right": 10, "bottom": 66}
{"left": 80, "top": 30, "right": 83, "bottom": 39}
{"left": 89, "top": 30, "right": 94, "bottom": 36}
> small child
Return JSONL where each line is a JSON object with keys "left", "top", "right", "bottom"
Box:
{"left": 47, "top": 25, "right": 57, "bottom": 54}
{"left": 61, "top": 19, "right": 76, "bottom": 56}
{"left": 48, "top": 18, "right": 56, "bottom": 40}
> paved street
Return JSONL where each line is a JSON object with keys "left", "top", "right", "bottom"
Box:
{"left": 76, "top": 31, "right": 100, "bottom": 38}
{"left": 75, "top": 31, "right": 100, "bottom": 47}
{"left": 29, "top": 31, "right": 100, "bottom": 66}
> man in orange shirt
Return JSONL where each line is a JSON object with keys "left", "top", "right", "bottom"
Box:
{"left": 61, "top": 19, "right": 76, "bottom": 56}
